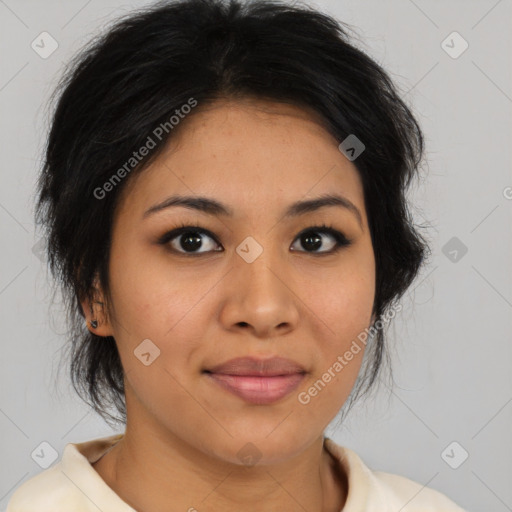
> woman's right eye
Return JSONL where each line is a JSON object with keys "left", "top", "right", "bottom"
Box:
{"left": 158, "top": 225, "right": 223, "bottom": 255}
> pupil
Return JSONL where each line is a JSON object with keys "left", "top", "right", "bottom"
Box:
{"left": 303, "top": 232, "right": 322, "bottom": 251}
{"left": 181, "top": 232, "right": 202, "bottom": 251}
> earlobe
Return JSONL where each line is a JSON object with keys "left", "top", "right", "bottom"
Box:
{"left": 80, "top": 279, "right": 113, "bottom": 337}
{"left": 83, "top": 300, "right": 113, "bottom": 337}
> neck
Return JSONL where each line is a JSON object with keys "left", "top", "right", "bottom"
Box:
{"left": 93, "top": 423, "right": 347, "bottom": 512}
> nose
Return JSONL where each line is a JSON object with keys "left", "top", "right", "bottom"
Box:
{"left": 218, "top": 248, "right": 301, "bottom": 339}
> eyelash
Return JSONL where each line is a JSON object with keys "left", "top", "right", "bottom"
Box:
{"left": 157, "top": 222, "right": 352, "bottom": 257}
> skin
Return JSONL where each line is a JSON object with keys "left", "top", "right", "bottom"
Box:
{"left": 83, "top": 98, "right": 376, "bottom": 512}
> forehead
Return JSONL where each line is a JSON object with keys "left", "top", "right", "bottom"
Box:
{"left": 117, "top": 98, "right": 367, "bottom": 224}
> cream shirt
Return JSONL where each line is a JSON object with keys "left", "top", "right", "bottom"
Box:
{"left": 6, "top": 433, "right": 467, "bottom": 511}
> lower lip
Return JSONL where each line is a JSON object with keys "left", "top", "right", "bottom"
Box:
{"left": 206, "top": 372, "right": 306, "bottom": 404}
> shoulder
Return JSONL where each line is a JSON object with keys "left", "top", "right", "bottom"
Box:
{"left": 323, "top": 437, "right": 467, "bottom": 511}
{"left": 6, "top": 434, "right": 127, "bottom": 512}
{"left": 5, "top": 462, "right": 91, "bottom": 512}
{"left": 370, "top": 469, "right": 467, "bottom": 511}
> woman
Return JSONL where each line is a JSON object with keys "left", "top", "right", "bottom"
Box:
{"left": 6, "top": 0, "right": 467, "bottom": 510}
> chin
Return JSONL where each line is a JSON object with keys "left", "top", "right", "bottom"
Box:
{"left": 199, "top": 428, "right": 316, "bottom": 467}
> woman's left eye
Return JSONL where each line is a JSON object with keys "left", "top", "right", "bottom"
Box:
{"left": 157, "top": 224, "right": 352, "bottom": 256}
{"left": 291, "top": 225, "right": 352, "bottom": 254}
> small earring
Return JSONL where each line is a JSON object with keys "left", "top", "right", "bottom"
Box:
{"left": 90, "top": 319, "right": 98, "bottom": 329}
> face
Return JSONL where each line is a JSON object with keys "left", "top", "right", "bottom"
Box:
{"left": 89, "top": 98, "right": 376, "bottom": 465}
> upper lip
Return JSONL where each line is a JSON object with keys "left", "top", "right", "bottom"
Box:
{"left": 205, "top": 356, "right": 306, "bottom": 376}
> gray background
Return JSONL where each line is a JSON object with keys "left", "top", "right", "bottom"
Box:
{"left": 0, "top": 1, "right": 511, "bottom": 511}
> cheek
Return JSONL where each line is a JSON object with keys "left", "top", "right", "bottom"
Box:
{"left": 109, "top": 241, "right": 194, "bottom": 327}
{"left": 310, "top": 286, "right": 371, "bottom": 387}
{"left": 107, "top": 245, "right": 192, "bottom": 355}
{"left": 324, "top": 283, "right": 373, "bottom": 330}
{"left": 297, "top": 256, "right": 375, "bottom": 402}
{"left": 305, "top": 258, "right": 375, "bottom": 343}
{"left": 108, "top": 259, "right": 207, "bottom": 414}
{"left": 296, "top": 288, "right": 371, "bottom": 420}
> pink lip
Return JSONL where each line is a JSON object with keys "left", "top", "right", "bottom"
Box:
{"left": 204, "top": 356, "right": 306, "bottom": 404}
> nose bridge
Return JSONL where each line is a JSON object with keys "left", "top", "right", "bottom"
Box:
{"left": 224, "top": 234, "right": 299, "bottom": 334}
{"left": 236, "top": 235, "right": 285, "bottom": 296}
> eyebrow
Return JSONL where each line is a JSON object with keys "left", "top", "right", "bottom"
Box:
{"left": 143, "top": 193, "right": 363, "bottom": 228}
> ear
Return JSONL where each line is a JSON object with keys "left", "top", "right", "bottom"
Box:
{"left": 80, "top": 276, "right": 114, "bottom": 337}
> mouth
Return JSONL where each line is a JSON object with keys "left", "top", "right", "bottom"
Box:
{"left": 203, "top": 356, "right": 307, "bottom": 405}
